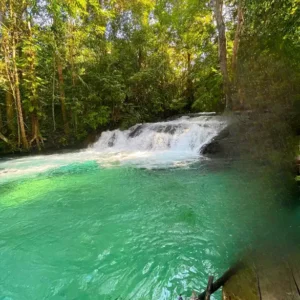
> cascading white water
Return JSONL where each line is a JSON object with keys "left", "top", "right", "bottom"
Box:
{"left": 0, "top": 114, "right": 228, "bottom": 180}
{"left": 87, "top": 114, "right": 228, "bottom": 168}
{"left": 92, "top": 115, "right": 227, "bottom": 154}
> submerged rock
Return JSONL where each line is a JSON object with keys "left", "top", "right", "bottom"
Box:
{"left": 129, "top": 125, "right": 144, "bottom": 138}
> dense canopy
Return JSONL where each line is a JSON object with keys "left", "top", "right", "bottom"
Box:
{"left": 0, "top": 0, "right": 299, "bottom": 152}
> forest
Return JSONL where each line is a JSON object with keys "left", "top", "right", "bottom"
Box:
{"left": 0, "top": 0, "right": 299, "bottom": 152}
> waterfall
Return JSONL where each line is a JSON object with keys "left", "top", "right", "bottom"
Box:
{"left": 92, "top": 114, "right": 227, "bottom": 155}
{"left": 0, "top": 114, "right": 228, "bottom": 180}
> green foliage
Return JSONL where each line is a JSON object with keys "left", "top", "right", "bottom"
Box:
{"left": 84, "top": 107, "right": 111, "bottom": 130}
{"left": 0, "top": 0, "right": 299, "bottom": 152}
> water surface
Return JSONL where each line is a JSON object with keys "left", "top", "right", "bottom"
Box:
{"left": 0, "top": 116, "right": 299, "bottom": 299}
{"left": 0, "top": 157, "right": 298, "bottom": 300}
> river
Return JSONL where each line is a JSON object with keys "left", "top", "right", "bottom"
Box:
{"left": 0, "top": 115, "right": 299, "bottom": 299}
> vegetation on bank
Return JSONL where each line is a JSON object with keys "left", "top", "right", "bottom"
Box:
{"left": 0, "top": 0, "right": 299, "bottom": 153}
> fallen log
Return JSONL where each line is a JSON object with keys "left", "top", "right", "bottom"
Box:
{"left": 198, "top": 262, "right": 243, "bottom": 300}
{"left": 205, "top": 276, "right": 214, "bottom": 300}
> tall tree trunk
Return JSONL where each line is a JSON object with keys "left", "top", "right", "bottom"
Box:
{"left": 52, "top": 62, "right": 56, "bottom": 132}
{"left": 232, "top": 0, "right": 245, "bottom": 109}
{"left": 232, "top": 0, "right": 244, "bottom": 75}
{"left": 56, "top": 56, "right": 69, "bottom": 135}
{"left": 2, "top": 23, "right": 21, "bottom": 145}
{"left": 214, "top": 0, "right": 232, "bottom": 110}
{"left": 0, "top": 105, "right": 3, "bottom": 132}
{"left": 69, "top": 21, "right": 77, "bottom": 133}
{"left": 6, "top": 91, "right": 15, "bottom": 133}
{"left": 27, "top": 19, "right": 43, "bottom": 149}
{"left": 51, "top": 13, "right": 69, "bottom": 135}
{"left": 1, "top": 3, "right": 15, "bottom": 136}
{"left": 13, "top": 64, "right": 28, "bottom": 149}
{"left": 187, "top": 52, "right": 194, "bottom": 110}
{"left": 10, "top": 2, "right": 28, "bottom": 149}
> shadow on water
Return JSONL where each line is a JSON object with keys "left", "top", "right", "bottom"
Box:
{"left": 200, "top": 158, "right": 300, "bottom": 299}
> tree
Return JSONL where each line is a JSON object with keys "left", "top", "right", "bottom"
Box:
{"left": 23, "top": 4, "right": 44, "bottom": 148}
{"left": 232, "top": 0, "right": 244, "bottom": 75}
{"left": 0, "top": 0, "right": 298, "bottom": 153}
{"left": 213, "top": 0, "right": 232, "bottom": 110}
{"left": 1, "top": 0, "right": 29, "bottom": 149}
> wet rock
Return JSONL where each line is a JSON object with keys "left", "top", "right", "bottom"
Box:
{"left": 199, "top": 114, "right": 248, "bottom": 158}
{"left": 154, "top": 124, "right": 181, "bottom": 134}
{"left": 164, "top": 125, "right": 178, "bottom": 134}
{"left": 129, "top": 125, "right": 144, "bottom": 138}
{"left": 200, "top": 128, "right": 231, "bottom": 156}
{"left": 108, "top": 133, "right": 116, "bottom": 147}
{"left": 201, "top": 140, "right": 222, "bottom": 155}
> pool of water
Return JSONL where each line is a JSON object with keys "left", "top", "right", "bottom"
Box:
{"left": 0, "top": 155, "right": 299, "bottom": 300}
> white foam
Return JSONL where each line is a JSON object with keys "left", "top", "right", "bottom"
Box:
{"left": 92, "top": 115, "right": 227, "bottom": 154}
{"left": 0, "top": 115, "right": 228, "bottom": 180}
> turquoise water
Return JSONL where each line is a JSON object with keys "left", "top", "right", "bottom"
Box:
{"left": 0, "top": 156, "right": 299, "bottom": 300}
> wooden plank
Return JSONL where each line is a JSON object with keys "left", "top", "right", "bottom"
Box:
{"left": 222, "top": 255, "right": 300, "bottom": 300}
{"left": 288, "top": 252, "right": 300, "bottom": 296}
{"left": 256, "top": 257, "right": 300, "bottom": 300}
{"left": 222, "top": 265, "right": 260, "bottom": 300}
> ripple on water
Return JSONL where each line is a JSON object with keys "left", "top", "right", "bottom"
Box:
{"left": 0, "top": 158, "right": 298, "bottom": 299}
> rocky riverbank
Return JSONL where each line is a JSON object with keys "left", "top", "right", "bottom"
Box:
{"left": 201, "top": 111, "right": 299, "bottom": 173}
